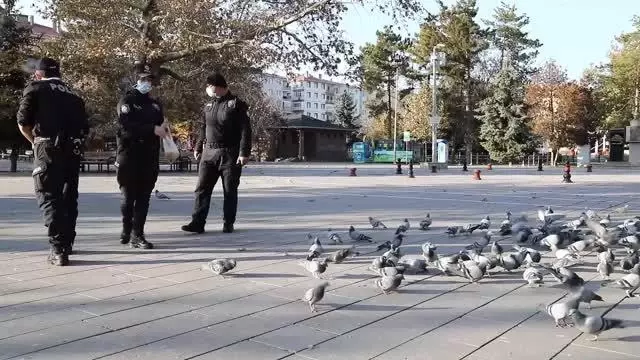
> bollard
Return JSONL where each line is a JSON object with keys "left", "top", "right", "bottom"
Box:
{"left": 562, "top": 161, "right": 573, "bottom": 183}
{"left": 586, "top": 164, "right": 592, "bottom": 173}
{"left": 349, "top": 167, "right": 357, "bottom": 176}
{"left": 462, "top": 160, "right": 468, "bottom": 172}
{"left": 537, "top": 158, "right": 543, "bottom": 171}
{"left": 473, "top": 169, "right": 482, "bottom": 180}
{"left": 431, "top": 165, "right": 437, "bottom": 173}
{"left": 487, "top": 163, "right": 493, "bottom": 170}
{"left": 408, "top": 161, "right": 415, "bottom": 178}
{"left": 395, "top": 158, "right": 402, "bottom": 174}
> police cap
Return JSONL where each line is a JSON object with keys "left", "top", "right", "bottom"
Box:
{"left": 134, "top": 61, "right": 154, "bottom": 80}
{"left": 35, "top": 57, "right": 60, "bottom": 72}
{"left": 206, "top": 72, "right": 227, "bottom": 87}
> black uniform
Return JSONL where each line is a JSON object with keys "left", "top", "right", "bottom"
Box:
{"left": 115, "top": 89, "right": 163, "bottom": 248}
{"left": 185, "top": 92, "right": 252, "bottom": 233}
{"left": 16, "top": 78, "right": 89, "bottom": 262}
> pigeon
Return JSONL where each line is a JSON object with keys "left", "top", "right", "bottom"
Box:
{"left": 399, "top": 258, "right": 428, "bottom": 274}
{"left": 567, "top": 238, "right": 595, "bottom": 257}
{"left": 597, "top": 259, "right": 614, "bottom": 280}
{"left": 540, "top": 234, "right": 562, "bottom": 250}
{"left": 596, "top": 246, "right": 615, "bottom": 264}
{"left": 368, "top": 216, "right": 387, "bottom": 229}
{"left": 614, "top": 204, "right": 630, "bottom": 214}
{"left": 619, "top": 235, "right": 640, "bottom": 253}
{"left": 422, "top": 242, "right": 438, "bottom": 263}
{"left": 465, "top": 232, "right": 492, "bottom": 253}
{"left": 599, "top": 214, "right": 611, "bottom": 227}
{"left": 555, "top": 249, "right": 578, "bottom": 261}
{"left": 542, "top": 296, "right": 580, "bottom": 327}
{"left": 601, "top": 263, "right": 640, "bottom": 297}
{"left": 348, "top": 226, "right": 372, "bottom": 242}
{"left": 478, "top": 216, "right": 491, "bottom": 230}
{"left": 570, "top": 286, "right": 604, "bottom": 309}
{"left": 460, "top": 223, "right": 481, "bottom": 235}
{"left": 376, "top": 233, "right": 405, "bottom": 252}
{"left": 568, "top": 309, "right": 625, "bottom": 341}
{"left": 306, "top": 235, "right": 323, "bottom": 261}
{"left": 375, "top": 274, "right": 404, "bottom": 294}
{"left": 375, "top": 265, "right": 406, "bottom": 277}
{"left": 397, "top": 218, "right": 410, "bottom": 232}
{"left": 459, "top": 259, "right": 485, "bottom": 283}
{"left": 419, "top": 214, "right": 432, "bottom": 230}
{"left": 382, "top": 247, "right": 401, "bottom": 266}
{"left": 513, "top": 245, "right": 541, "bottom": 264}
{"left": 620, "top": 251, "right": 639, "bottom": 271}
{"left": 299, "top": 259, "right": 328, "bottom": 279}
{"left": 446, "top": 226, "right": 461, "bottom": 236}
{"left": 544, "top": 265, "right": 585, "bottom": 288}
{"left": 154, "top": 189, "right": 170, "bottom": 199}
{"left": 564, "top": 216, "right": 585, "bottom": 230}
{"left": 499, "top": 253, "right": 521, "bottom": 271}
{"left": 523, "top": 266, "right": 544, "bottom": 287}
{"left": 303, "top": 282, "right": 329, "bottom": 312}
{"left": 202, "top": 258, "right": 237, "bottom": 278}
{"left": 326, "top": 229, "right": 343, "bottom": 244}
{"left": 326, "top": 247, "right": 358, "bottom": 264}
{"left": 585, "top": 209, "right": 600, "bottom": 220}
{"left": 491, "top": 241, "right": 503, "bottom": 256}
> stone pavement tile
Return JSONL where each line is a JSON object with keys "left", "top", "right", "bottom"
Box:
{"left": 0, "top": 321, "right": 109, "bottom": 360}
{"left": 249, "top": 293, "right": 358, "bottom": 327}
{"left": 98, "top": 313, "right": 288, "bottom": 360}
{"left": 372, "top": 332, "right": 477, "bottom": 360}
{"left": 77, "top": 277, "right": 177, "bottom": 300}
{"left": 165, "top": 281, "right": 276, "bottom": 310}
{"left": 81, "top": 299, "right": 196, "bottom": 330}
{"left": 0, "top": 279, "right": 55, "bottom": 296}
{"left": 18, "top": 311, "right": 215, "bottom": 360}
{"left": 553, "top": 343, "right": 640, "bottom": 360}
{"left": 265, "top": 276, "right": 363, "bottom": 301}
{"left": 194, "top": 292, "right": 293, "bottom": 320}
{"left": 462, "top": 313, "right": 582, "bottom": 360}
{"left": 0, "top": 293, "right": 94, "bottom": 322}
{"left": 228, "top": 262, "right": 313, "bottom": 287}
{"left": 0, "top": 307, "right": 94, "bottom": 340}
{"left": 192, "top": 340, "right": 291, "bottom": 360}
{"left": 252, "top": 324, "right": 336, "bottom": 353}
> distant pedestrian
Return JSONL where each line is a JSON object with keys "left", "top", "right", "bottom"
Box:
{"left": 16, "top": 57, "right": 90, "bottom": 265}
{"left": 182, "top": 72, "right": 252, "bottom": 234}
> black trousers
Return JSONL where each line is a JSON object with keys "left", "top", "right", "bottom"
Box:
{"left": 32, "top": 141, "right": 80, "bottom": 249}
{"left": 191, "top": 148, "right": 242, "bottom": 226}
{"left": 116, "top": 161, "right": 158, "bottom": 237}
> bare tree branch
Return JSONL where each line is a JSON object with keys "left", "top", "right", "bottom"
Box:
{"left": 279, "top": 28, "right": 330, "bottom": 70}
{"left": 156, "top": 0, "right": 333, "bottom": 63}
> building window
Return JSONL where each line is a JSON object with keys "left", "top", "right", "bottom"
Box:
{"left": 321, "top": 114, "right": 325, "bottom": 119}
{"left": 314, "top": 83, "right": 318, "bottom": 88}
{"left": 314, "top": 103, "right": 318, "bottom": 109}
{"left": 306, "top": 102, "right": 311, "bottom": 108}
{"left": 322, "top": 83, "right": 326, "bottom": 90}
{"left": 321, "top": 104, "right": 325, "bottom": 109}
{"left": 314, "top": 113, "right": 318, "bottom": 118}
{"left": 306, "top": 81, "right": 310, "bottom": 87}
{"left": 314, "top": 92, "right": 318, "bottom": 98}
{"left": 307, "top": 92, "right": 311, "bottom": 98}
{"left": 322, "top": 94, "right": 325, "bottom": 100}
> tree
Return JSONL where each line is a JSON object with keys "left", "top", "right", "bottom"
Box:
{"left": 484, "top": 1, "right": 542, "bottom": 77}
{"left": 477, "top": 63, "right": 537, "bottom": 163}
{"left": 400, "top": 84, "right": 433, "bottom": 141}
{"left": 38, "top": 0, "right": 421, "bottom": 139}
{"left": 0, "top": 0, "right": 34, "bottom": 144}
{"left": 360, "top": 25, "right": 413, "bottom": 138}
{"left": 412, "top": 0, "right": 489, "bottom": 156}
{"left": 335, "top": 91, "right": 359, "bottom": 128}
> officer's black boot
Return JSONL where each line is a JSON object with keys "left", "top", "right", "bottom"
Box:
{"left": 120, "top": 221, "right": 132, "bottom": 244}
{"left": 47, "top": 236, "right": 69, "bottom": 266}
{"left": 181, "top": 222, "right": 205, "bottom": 234}
{"left": 130, "top": 233, "right": 154, "bottom": 249}
{"left": 66, "top": 230, "right": 76, "bottom": 255}
{"left": 222, "top": 223, "right": 234, "bottom": 233}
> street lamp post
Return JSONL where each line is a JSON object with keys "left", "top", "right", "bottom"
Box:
{"left": 430, "top": 44, "right": 445, "bottom": 165}
{"left": 393, "top": 66, "right": 399, "bottom": 162}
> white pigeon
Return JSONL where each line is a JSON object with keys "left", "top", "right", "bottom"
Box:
{"left": 201, "top": 258, "right": 237, "bottom": 278}
{"left": 326, "top": 229, "right": 343, "bottom": 244}
{"left": 614, "top": 205, "right": 630, "bottom": 214}
{"left": 599, "top": 214, "right": 611, "bottom": 227}
{"left": 542, "top": 296, "right": 580, "bottom": 327}
{"left": 303, "top": 282, "right": 329, "bottom": 312}
{"left": 154, "top": 189, "right": 170, "bottom": 199}
{"left": 299, "top": 259, "right": 328, "bottom": 279}
{"left": 478, "top": 215, "right": 491, "bottom": 230}
{"left": 306, "top": 234, "right": 323, "bottom": 260}
{"left": 523, "top": 266, "right": 544, "bottom": 287}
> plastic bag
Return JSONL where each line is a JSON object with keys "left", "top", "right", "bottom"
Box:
{"left": 162, "top": 136, "right": 180, "bottom": 163}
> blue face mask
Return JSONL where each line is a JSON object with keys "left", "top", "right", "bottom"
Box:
{"left": 136, "top": 81, "right": 152, "bottom": 94}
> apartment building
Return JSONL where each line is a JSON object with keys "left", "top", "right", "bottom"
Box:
{"left": 259, "top": 72, "right": 368, "bottom": 123}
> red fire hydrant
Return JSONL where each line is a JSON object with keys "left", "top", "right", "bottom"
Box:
{"left": 349, "top": 168, "right": 357, "bottom": 176}
{"left": 473, "top": 169, "right": 482, "bottom": 180}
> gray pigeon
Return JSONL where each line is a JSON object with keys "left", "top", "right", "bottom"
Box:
{"left": 619, "top": 235, "right": 640, "bottom": 253}
{"left": 368, "top": 216, "right": 387, "bottom": 229}
{"left": 523, "top": 266, "right": 544, "bottom": 287}
{"left": 542, "top": 296, "right": 580, "bottom": 327}
{"left": 202, "top": 258, "right": 237, "bottom": 278}
{"left": 306, "top": 234, "right": 323, "bottom": 261}
{"left": 326, "top": 247, "right": 358, "bottom": 264}
{"left": 601, "top": 263, "right": 640, "bottom": 297}
{"left": 498, "top": 253, "right": 520, "bottom": 271}
{"left": 459, "top": 259, "right": 484, "bottom": 283}
{"left": 567, "top": 238, "right": 596, "bottom": 257}
{"left": 620, "top": 250, "right": 639, "bottom": 271}
{"left": 419, "top": 214, "right": 432, "bottom": 230}
{"left": 397, "top": 218, "right": 410, "bottom": 232}
{"left": 377, "top": 233, "right": 405, "bottom": 252}
{"left": 375, "top": 274, "right": 404, "bottom": 294}
{"left": 544, "top": 265, "right": 585, "bottom": 289}
{"left": 299, "top": 258, "right": 328, "bottom": 279}
{"left": 597, "top": 259, "right": 613, "bottom": 280}
{"left": 376, "top": 265, "right": 406, "bottom": 277}
{"left": 568, "top": 309, "right": 625, "bottom": 341}
{"left": 478, "top": 215, "right": 491, "bottom": 230}
{"left": 154, "top": 189, "right": 170, "bottom": 199}
{"left": 570, "top": 286, "right": 604, "bottom": 309}
{"left": 399, "top": 258, "right": 428, "bottom": 274}
{"left": 422, "top": 242, "right": 438, "bottom": 263}
{"left": 326, "top": 229, "right": 343, "bottom": 244}
{"left": 464, "top": 232, "right": 492, "bottom": 253}
{"left": 599, "top": 214, "right": 611, "bottom": 227}
{"left": 491, "top": 240, "right": 503, "bottom": 256}
{"left": 596, "top": 245, "right": 615, "bottom": 264}
{"left": 303, "top": 282, "right": 329, "bottom": 312}
{"left": 348, "top": 226, "right": 372, "bottom": 242}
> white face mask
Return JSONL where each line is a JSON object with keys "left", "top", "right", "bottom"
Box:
{"left": 206, "top": 86, "right": 215, "bottom": 98}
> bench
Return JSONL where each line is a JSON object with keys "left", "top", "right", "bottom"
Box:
{"left": 159, "top": 153, "right": 196, "bottom": 172}
{"left": 80, "top": 152, "right": 116, "bottom": 173}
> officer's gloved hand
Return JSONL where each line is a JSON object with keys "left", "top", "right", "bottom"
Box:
{"left": 194, "top": 151, "right": 201, "bottom": 161}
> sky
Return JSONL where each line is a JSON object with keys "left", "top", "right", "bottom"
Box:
{"left": 14, "top": 0, "right": 640, "bottom": 80}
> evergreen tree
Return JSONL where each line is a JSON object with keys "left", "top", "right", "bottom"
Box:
{"left": 477, "top": 62, "right": 537, "bottom": 163}
{"left": 0, "top": 0, "right": 34, "bottom": 143}
{"left": 335, "top": 91, "right": 358, "bottom": 128}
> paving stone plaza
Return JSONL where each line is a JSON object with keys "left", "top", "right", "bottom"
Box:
{"left": 1, "top": 164, "right": 639, "bottom": 360}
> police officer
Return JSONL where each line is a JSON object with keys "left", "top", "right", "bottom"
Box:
{"left": 116, "top": 63, "right": 168, "bottom": 249}
{"left": 181, "top": 72, "right": 252, "bottom": 234}
{"left": 16, "top": 57, "right": 90, "bottom": 266}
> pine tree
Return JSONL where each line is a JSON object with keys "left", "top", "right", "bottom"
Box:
{"left": 335, "top": 91, "right": 358, "bottom": 128}
{"left": 0, "top": 1, "right": 34, "bottom": 142}
{"left": 477, "top": 63, "right": 537, "bottom": 163}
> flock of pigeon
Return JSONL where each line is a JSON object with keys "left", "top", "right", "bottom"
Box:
{"left": 201, "top": 204, "right": 639, "bottom": 341}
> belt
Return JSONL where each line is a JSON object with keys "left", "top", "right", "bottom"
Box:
{"left": 205, "top": 142, "right": 225, "bottom": 149}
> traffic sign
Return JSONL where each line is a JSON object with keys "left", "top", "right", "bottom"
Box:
{"left": 403, "top": 131, "right": 411, "bottom": 142}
